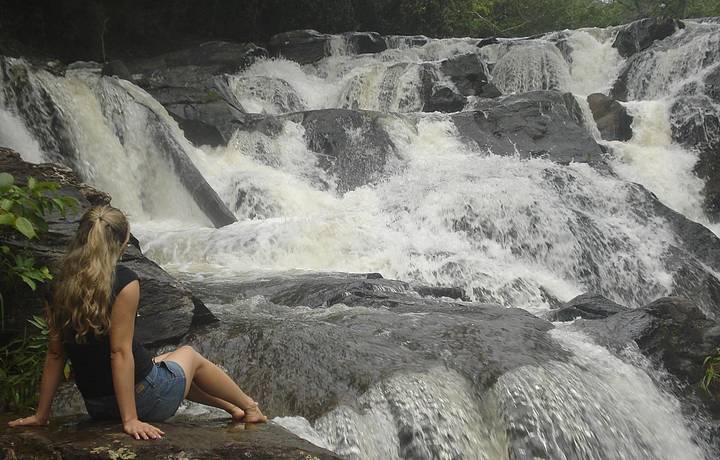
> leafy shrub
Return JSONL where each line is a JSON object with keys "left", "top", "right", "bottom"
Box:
{"left": 0, "top": 172, "right": 76, "bottom": 411}
{"left": 0, "top": 172, "right": 76, "bottom": 328}
{"left": 702, "top": 347, "right": 720, "bottom": 397}
{"left": 0, "top": 316, "right": 49, "bottom": 412}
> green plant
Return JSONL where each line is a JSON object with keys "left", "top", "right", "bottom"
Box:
{"left": 701, "top": 347, "right": 720, "bottom": 397}
{"left": 0, "top": 315, "right": 49, "bottom": 412}
{"left": 0, "top": 172, "right": 76, "bottom": 329}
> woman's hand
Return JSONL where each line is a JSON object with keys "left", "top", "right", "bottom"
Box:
{"left": 122, "top": 419, "right": 164, "bottom": 440}
{"left": 7, "top": 414, "right": 49, "bottom": 427}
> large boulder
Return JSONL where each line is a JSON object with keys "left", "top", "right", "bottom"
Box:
{"left": 234, "top": 109, "right": 399, "bottom": 193}
{"left": 612, "top": 17, "right": 685, "bottom": 58}
{"left": 451, "top": 91, "right": 605, "bottom": 165}
{"left": 111, "top": 41, "right": 268, "bottom": 147}
{"left": 439, "top": 53, "right": 498, "bottom": 98}
{"left": 423, "top": 85, "right": 467, "bottom": 112}
{"left": 0, "top": 148, "right": 216, "bottom": 345}
{"left": 587, "top": 93, "right": 634, "bottom": 141}
{"left": 0, "top": 415, "right": 339, "bottom": 459}
{"left": 576, "top": 296, "right": 720, "bottom": 418}
{"left": 343, "top": 32, "right": 387, "bottom": 54}
{"left": 268, "top": 30, "right": 332, "bottom": 64}
{"left": 184, "top": 271, "right": 567, "bottom": 420}
{"left": 547, "top": 292, "right": 629, "bottom": 322}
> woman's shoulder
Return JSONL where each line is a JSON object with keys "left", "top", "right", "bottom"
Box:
{"left": 114, "top": 264, "right": 139, "bottom": 296}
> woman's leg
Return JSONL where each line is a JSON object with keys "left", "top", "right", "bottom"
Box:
{"left": 187, "top": 383, "right": 245, "bottom": 421}
{"left": 156, "top": 346, "right": 267, "bottom": 422}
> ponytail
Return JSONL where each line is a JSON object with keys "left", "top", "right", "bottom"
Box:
{"left": 49, "top": 205, "right": 130, "bottom": 342}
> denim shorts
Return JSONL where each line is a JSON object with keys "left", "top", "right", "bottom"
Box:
{"left": 84, "top": 360, "right": 187, "bottom": 422}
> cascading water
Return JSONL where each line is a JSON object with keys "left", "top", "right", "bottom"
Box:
{"left": 2, "top": 19, "right": 719, "bottom": 460}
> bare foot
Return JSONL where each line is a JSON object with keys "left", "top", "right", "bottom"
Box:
{"left": 229, "top": 407, "right": 245, "bottom": 422}
{"left": 242, "top": 406, "right": 268, "bottom": 423}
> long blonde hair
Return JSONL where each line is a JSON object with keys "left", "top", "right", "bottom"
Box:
{"left": 49, "top": 205, "right": 130, "bottom": 342}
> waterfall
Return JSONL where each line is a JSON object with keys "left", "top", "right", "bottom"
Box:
{"left": 2, "top": 19, "right": 719, "bottom": 460}
{"left": 273, "top": 327, "right": 707, "bottom": 460}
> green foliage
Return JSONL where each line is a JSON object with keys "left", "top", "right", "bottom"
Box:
{"left": 0, "top": 315, "right": 49, "bottom": 412}
{"left": 701, "top": 347, "right": 720, "bottom": 397}
{"left": 0, "top": 172, "right": 76, "bottom": 329}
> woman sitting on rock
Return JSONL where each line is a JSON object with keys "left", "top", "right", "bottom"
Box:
{"left": 8, "top": 205, "right": 266, "bottom": 439}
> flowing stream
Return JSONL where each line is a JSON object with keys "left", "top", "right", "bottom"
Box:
{"left": 2, "top": 20, "right": 719, "bottom": 459}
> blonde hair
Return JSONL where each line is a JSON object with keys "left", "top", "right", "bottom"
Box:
{"left": 49, "top": 205, "right": 130, "bottom": 343}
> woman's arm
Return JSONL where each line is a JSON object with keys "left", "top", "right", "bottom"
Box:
{"left": 7, "top": 331, "right": 66, "bottom": 427}
{"left": 109, "top": 280, "right": 164, "bottom": 440}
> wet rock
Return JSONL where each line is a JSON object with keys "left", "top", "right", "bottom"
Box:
{"left": 0, "top": 415, "right": 339, "bottom": 459}
{"left": 0, "top": 148, "right": 217, "bottom": 345}
{"left": 577, "top": 296, "right": 720, "bottom": 418}
{"left": 389, "top": 35, "right": 429, "bottom": 47}
{"left": 101, "top": 59, "right": 130, "bottom": 80}
{"left": 268, "top": 30, "right": 331, "bottom": 64}
{"left": 235, "top": 109, "right": 399, "bottom": 193}
{"left": 343, "top": 32, "right": 387, "bottom": 54}
{"left": 612, "top": 17, "right": 685, "bottom": 58}
{"left": 184, "top": 271, "right": 567, "bottom": 420}
{"left": 547, "top": 293, "right": 628, "bottom": 322}
{"left": 423, "top": 85, "right": 467, "bottom": 112}
{"left": 451, "top": 91, "right": 605, "bottom": 165}
{"left": 118, "top": 41, "right": 267, "bottom": 146}
{"left": 439, "top": 53, "right": 493, "bottom": 97}
{"left": 477, "top": 37, "right": 500, "bottom": 48}
{"left": 587, "top": 93, "right": 634, "bottom": 141}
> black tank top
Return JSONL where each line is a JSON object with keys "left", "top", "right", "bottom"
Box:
{"left": 63, "top": 265, "right": 154, "bottom": 398}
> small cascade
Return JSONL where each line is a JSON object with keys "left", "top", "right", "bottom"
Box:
{"left": 491, "top": 41, "right": 571, "bottom": 94}
{"left": 0, "top": 58, "right": 224, "bottom": 225}
{"left": 620, "top": 21, "right": 720, "bottom": 101}
{"left": 272, "top": 328, "right": 708, "bottom": 460}
{"left": 607, "top": 100, "right": 708, "bottom": 223}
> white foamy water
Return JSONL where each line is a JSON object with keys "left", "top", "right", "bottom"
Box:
{"left": 135, "top": 116, "right": 676, "bottom": 312}
{"left": 0, "top": 105, "right": 45, "bottom": 163}
{"left": 275, "top": 327, "right": 708, "bottom": 460}
{"left": 608, "top": 100, "right": 708, "bottom": 223}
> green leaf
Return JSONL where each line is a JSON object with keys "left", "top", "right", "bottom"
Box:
{"left": 0, "top": 212, "right": 15, "bottom": 226}
{"left": 0, "top": 199, "right": 13, "bottom": 211}
{"left": 13, "top": 216, "right": 36, "bottom": 239}
{"left": 27, "top": 177, "right": 37, "bottom": 191}
{"left": 19, "top": 274, "right": 37, "bottom": 290}
{"left": 0, "top": 172, "right": 13, "bottom": 191}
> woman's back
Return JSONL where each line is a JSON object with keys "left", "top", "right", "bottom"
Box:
{"left": 63, "top": 265, "right": 153, "bottom": 398}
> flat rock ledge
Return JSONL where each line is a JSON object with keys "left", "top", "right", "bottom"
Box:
{"left": 0, "top": 415, "right": 339, "bottom": 460}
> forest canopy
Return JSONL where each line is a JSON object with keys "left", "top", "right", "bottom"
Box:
{"left": 1, "top": 0, "right": 719, "bottom": 61}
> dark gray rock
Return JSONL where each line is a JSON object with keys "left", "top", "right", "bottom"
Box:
{"left": 587, "top": 92, "right": 634, "bottom": 141}
{"left": 235, "top": 109, "right": 399, "bottom": 193}
{"left": 424, "top": 85, "right": 467, "bottom": 112}
{"left": 477, "top": 37, "right": 499, "bottom": 48}
{"left": 344, "top": 32, "right": 387, "bottom": 54}
{"left": 439, "top": 53, "right": 493, "bottom": 97}
{"left": 0, "top": 148, "right": 217, "bottom": 346}
{"left": 612, "top": 17, "right": 685, "bottom": 58}
{"left": 451, "top": 91, "right": 605, "bottom": 165}
{"left": 115, "top": 42, "right": 266, "bottom": 147}
{"left": 576, "top": 296, "right": 720, "bottom": 418}
{"left": 0, "top": 415, "right": 339, "bottom": 459}
{"left": 385, "top": 35, "right": 429, "bottom": 48}
{"left": 101, "top": 59, "right": 130, "bottom": 80}
{"left": 292, "top": 109, "right": 398, "bottom": 192}
{"left": 547, "top": 293, "right": 628, "bottom": 322}
{"left": 184, "top": 271, "right": 567, "bottom": 420}
{"left": 268, "top": 30, "right": 331, "bottom": 64}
